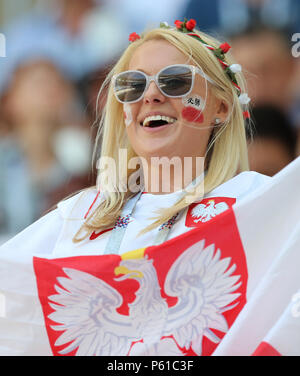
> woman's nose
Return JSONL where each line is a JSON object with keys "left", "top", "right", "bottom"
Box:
{"left": 143, "top": 80, "right": 166, "bottom": 104}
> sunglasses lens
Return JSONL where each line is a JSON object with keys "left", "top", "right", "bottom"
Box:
{"left": 158, "top": 65, "right": 193, "bottom": 97}
{"left": 114, "top": 71, "right": 146, "bottom": 103}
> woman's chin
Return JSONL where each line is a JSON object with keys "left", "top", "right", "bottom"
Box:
{"left": 134, "top": 145, "right": 177, "bottom": 160}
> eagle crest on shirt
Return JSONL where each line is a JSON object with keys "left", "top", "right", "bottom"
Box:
{"left": 47, "top": 240, "right": 241, "bottom": 356}
{"left": 191, "top": 200, "right": 229, "bottom": 223}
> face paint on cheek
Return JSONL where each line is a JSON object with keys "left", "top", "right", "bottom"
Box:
{"left": 182, "top": 95, "right": 205, "bottom": 124}
{"left": 182, "top": 107, "right": 204, "bottom": 123}
{"left": 123, "top": 103, "right": 133, "bottom": 127}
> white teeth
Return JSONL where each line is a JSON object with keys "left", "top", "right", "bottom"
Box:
{"left": 143, "top": 115, "right": 176, "bottom": 127}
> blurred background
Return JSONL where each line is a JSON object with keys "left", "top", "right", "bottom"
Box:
{"left": 0, "top": 0, "right": 299, "bottom": 244}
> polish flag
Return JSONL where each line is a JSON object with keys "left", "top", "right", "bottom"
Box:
{"left": 0, "top": 157, "right": 299, "bottom": 356}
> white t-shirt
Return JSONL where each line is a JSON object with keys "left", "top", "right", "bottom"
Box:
{"left": 0, "top": 171, "right": 271, "bottom": 258}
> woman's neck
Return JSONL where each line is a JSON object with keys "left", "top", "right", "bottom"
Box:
{"left": 141, "top": 155, "right": 205, "bottom": 195}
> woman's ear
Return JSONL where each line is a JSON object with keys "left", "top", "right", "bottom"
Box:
{"left": 215, "top": 99, "right": 230, "bottom": 123}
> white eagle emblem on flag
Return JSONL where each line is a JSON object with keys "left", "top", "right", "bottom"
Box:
{"left": 47, "top": 240, "right": 241, "bottom": 356}
{"left": 191, "top": 200, "right": 229, "bottom": 223}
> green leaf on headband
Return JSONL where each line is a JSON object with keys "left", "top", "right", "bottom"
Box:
{"left": 214, "top": 48, "right": 225, "bottom": 60}
{"left": 225, "top": 67, "right": 239, "bottom": 85}
{"left": 160, "top": 22, "right": 171, "bottom": 29}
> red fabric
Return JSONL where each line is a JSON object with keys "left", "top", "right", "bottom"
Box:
{"left": 185, "top": 197, "right": 236, "bottom": 228}
{"left": 33, "top": 204, "right": 248, "bottom": 356}
{"left": 84, "top": 191, "right": 100, "bottom": 219}
{"left": 89, "top": 227, "right": 113, "bottom": 240}
{"left": 252, "top": 342, "right": 282, "bottom": 356}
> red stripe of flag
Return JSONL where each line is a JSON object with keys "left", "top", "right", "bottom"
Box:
{"left": 84, "top": 191, "right": 100, "bottom": 219}
{"left": 252, "top": 342, "right": 282, "bottom": 356}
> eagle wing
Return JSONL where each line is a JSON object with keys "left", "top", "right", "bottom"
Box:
{"left": 48, "top": 267, "right": 139, "bottom": 356}
{"left": 214, "top": 202, "right": 229, "bottom": 215}
{"left": 191, "top": 204, "right": 206, "bottom": 222}
{"left": 163, "top": 240, "right": 241, "bottom": 355}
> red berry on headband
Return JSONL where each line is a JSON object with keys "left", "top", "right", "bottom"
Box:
{"left": 174, "top": 20, "right": 183, "bottom": 29}
{"left": 243, "top": 110, "right": 250, "bottom": 119}
{"left": 129, "top": 32, "right": 141, "bottom": 42}
{"left": 219, "top": 42, "right": 231, "bottom": 53}
{"left": 186, "top": 19, "right": 196, "bottom": 31}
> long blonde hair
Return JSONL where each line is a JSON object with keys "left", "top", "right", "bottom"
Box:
{"left": 73, "top": 26, "right": 250, "bottom": 242}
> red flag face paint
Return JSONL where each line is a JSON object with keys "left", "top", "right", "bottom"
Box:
{"left": 182, "top": 95, "right": 205, "bottom": 124}
{"left": 182, "top": 107, "right": 204, "bottom": 123}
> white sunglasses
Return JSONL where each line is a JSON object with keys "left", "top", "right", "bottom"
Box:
{"left": 112, "top": 64, "right": 216, "bottom": 104}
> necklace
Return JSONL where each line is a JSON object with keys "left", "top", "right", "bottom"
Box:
{"left": 104, "top": 174, "right": 204, "bottom": 254}
{"left": 104, "top": 191, "right": 182, "bottom": 254}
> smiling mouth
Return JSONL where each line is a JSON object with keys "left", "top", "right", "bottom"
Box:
{"left": 140, "top": 115, "right": 177, "bottom": 128}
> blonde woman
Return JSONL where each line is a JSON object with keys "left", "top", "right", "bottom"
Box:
{"left": 61, "top": 19, "right": 270, "bottom": 254}
{"left": 0, "top": 20, "right": 272, "bottom": 356}
{"left": 0, "top": 19, "right": 271, "bottom": 261}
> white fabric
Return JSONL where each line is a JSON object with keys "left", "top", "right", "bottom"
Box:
{"left": 213, "top": 158, "right": 300, "bottom": 355}
{"left": 50, "top": 171, "right": 270, "bottom": 258}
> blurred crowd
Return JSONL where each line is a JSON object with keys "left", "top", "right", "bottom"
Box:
{"left": 0, "top": 0, "right": 299, "bottom": 244}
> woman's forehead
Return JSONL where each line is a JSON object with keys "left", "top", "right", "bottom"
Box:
{"left": 128, "top": 39, "right": 191, "bottom": 73}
